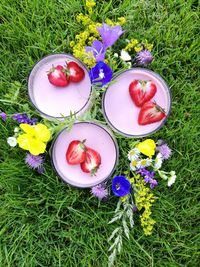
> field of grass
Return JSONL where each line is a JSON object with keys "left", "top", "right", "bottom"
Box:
{"left": 0, "top": 0, "right": 199, "bottom": 266}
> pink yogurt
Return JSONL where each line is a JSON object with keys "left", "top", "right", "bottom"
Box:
{"left": 51, "top": 122, "right": 119, "bottom": 188}
{"left": 28, "top": 54, "right": 92, "bottom": 119}
{"left": 102, "top": 68, "right": 171, "bottom": 137}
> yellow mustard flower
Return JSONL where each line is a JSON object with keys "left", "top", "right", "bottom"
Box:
{"left": 86, "top": 0, "right": 96, "bottom": 14}
{"left": 17, "top": 123, "right": 51, "bottom": 156}
{"left": 137, "top": 139, "right": 156, "bottom": 158}
{"left": 120, "top": 194, "right": 129, "bottom": 202}
{"left": 134, "top": 174, "right": 156, "bottom": 235}
{"left": 118, "top": 17, "right": 126, "bottom": 25}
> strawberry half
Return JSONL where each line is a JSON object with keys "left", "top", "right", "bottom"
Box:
{"left": 129, "top": 80, "right": 157, "bottom": 107}
{"left": 138, "top": 101, "right": 166, "bottom": 125}
{"left": 47, "top": 65, "right": 70, "bottom": 87}
{"left": 66, "top": 61, "right": 85, "bottom": 83}
{"left": 80, "top": 147, "right": 101, "bottom": 175}
{"left": 66, "top": 140, "right": 86, "bottom": 165}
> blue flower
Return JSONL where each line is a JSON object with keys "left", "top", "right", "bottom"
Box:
{"left": 96, "top": 23, "right": 125, "bottom": 48}
{"left": 112, "top": 176, "right": 131, "bottom": 197}
{"left": 85, "top": 40, "right": 106, "bottom": 62}
{"left": 89, "top": 61, "right": 112, "bottom": 86}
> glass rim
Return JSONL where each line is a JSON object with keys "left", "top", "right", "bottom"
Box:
{"left": 102, "top": 67, "right": 172, "bottom": 138}
{"left": 50, "top": 121, "right": 119, "bottom": 188}
{"left": 28, "top": 53, "right": 92, "bottom": 120}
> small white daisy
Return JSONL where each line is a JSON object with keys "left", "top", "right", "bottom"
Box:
{"left": 136, "top": 158, "right": 152, "bottom": 169}
{"left": 120, "top": 50, "right": 131, "bottom": 61}
{"left": 168, "top": 171, "right": 176, "bottom": 187}
{"left": 154, "top": 153, "right": 163, "bottom": 170}
{"left": 7, "top": 136, "right": 17, "bottom": 147}
{"left": 130, "top": 160, "right": 138, "bottom": 171}
{"left": 114, "top": 53, "right": 119, "bottom": 58}
{"left": 128, "top": 148, "right": 140, "bottom": 161}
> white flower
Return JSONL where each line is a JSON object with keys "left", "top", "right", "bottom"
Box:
{"left": 154, "top": 153, "right": 163, "bottom": 170}
{"left": 120, "top": 50, "right": 131, "bottom": 61}
{"left": 125, "top": 39, "right": 130, "bottom": 43}
{"left": 136, "top": 158, "right": 152, "bottom": 169}
{"left": 114, "top": 53, "right": 119, "bottom": 58}
{"left": 7, "top": 137, "right": 17, "bottom": 147}
{"left": 168, "top": 171, "right": 176, "bottom": 187}
{"left": 14, "top": 127, "right": 19, "bottom": 133}
{"left": 130, "top": 160, "right": 138, "bottom": 171}
{"left": 128, "top": 148, "right": 140, "bottom": 161}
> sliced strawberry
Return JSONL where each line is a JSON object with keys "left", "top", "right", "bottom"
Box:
{"left": 138, "top": 101, "right": 166, "bottom": 125}
{"left": 80, "top": 147, "right": 101, "bottom": 175}
{"left": 66, "top": 61, "right": 85, "bottom": 83}
{"left": 66, "top": 140, "right": 86, "bottom": 165}
{"left": 47, "top": 65, "right": 70, "bottom": 87}
{"left": 129, "top": 80, "right": 157, "bottom": 107}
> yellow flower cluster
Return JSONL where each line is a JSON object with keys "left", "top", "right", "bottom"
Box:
{"left": 70, "top": 1, "right": 126, "bottom": 68}
{"left": 134, "top": 174, "right": 156, "bottom": 235}
{"left": 124, "top": 38, "right": 153, "bottom": 53}
{"left": 86, "top": 0, "right": 96, "bottom": 14}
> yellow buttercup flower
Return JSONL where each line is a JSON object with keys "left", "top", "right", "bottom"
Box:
{"left": 17, "top": 123, "right": 51, "bottom": 155}
{"left": 137, "top": 139, "right": 156, "bottom": 158}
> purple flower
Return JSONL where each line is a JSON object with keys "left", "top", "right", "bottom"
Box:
{"left": 149, "top": 178, "right": 158, "bottom": 189}
{"left": 96, "top": 23, "right": 125, "bottom": 48}
{"left": 132, "top": 205, "right": 137, "bottom": 212}
{"left": 112, "top": 176, "right": 131, "bottom": 197}
{"left": 136, "top": 49, "right": 153, "bottom": 65}
{"left": 0, "top": 112, "right": 7, "bottom": 121}
{"left": 91, "top": 184, "right": 108, "bottom": 200}
{"left": 156, "top": 144, "right": 172, "bottom": 160}
{"left": 137, "top": 168, "right": 157, "bottom": 189}
{"left": 89, "top": 61, "right": 112, "bottom": 86}
{"left": 25, "top": 153, "right": 44, "bottom": 170}
{"left": 12, "top": 113, "right": 37, "bottom": 125}
{"left": 85, "top": 40, "right": 106, "bottom": 62}
{"left": 37, "top": 165, "right": 45, "bottom": 174}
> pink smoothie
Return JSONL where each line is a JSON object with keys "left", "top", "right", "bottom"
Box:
{"left": 102, "top": 68, "right": 171, "bottom": 137}
{"left": 28, "top": 54, "right": 92, "bottom": 119}
{"left": 51, "top": 122, "right": 119, "bottom": 188}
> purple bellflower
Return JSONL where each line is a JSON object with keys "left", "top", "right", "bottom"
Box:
{"left": 85, "top": 40, "right": 106, "bottom": 62}
{"left": 96, "top": 23, "right": 125, "bottom": 48}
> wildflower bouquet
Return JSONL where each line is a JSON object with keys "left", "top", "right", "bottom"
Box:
{"left": 1, "top": 1, "right": 176, "bottom": 266}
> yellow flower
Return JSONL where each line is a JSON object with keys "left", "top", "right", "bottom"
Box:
{"left": 137, "top": 139, "right": 156, "bottom": 158}
{"left": 118, "top": 17, "right": 126, "bottom": 25}
{"left": 120, "top": 195, "right": 129, "bottom": 202}
{"left": 17, "top": 123, "right": 51, "bottom": 155}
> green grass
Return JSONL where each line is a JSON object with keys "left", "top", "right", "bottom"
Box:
{"left": 0, "top": 0, "right": 199, "bottom": 266}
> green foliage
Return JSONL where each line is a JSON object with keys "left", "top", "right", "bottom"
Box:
{"left": 0, "top": 0, "right": 199, "bottom": 266}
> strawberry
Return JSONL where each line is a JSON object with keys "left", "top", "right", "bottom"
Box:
{"left": 47, "top": 65, "right": 69, "bottom": 87}
{"left": 80, "top": 147, "right": 101, "bottom": 175}
{"left": 138, "top": 101, "right": 166, "bottom": 125}
{"left": 129, "top": 80, "right": 157, "bottom": 107}
{"left": 66, "top": 61, "right": 85, "bottom": 83}
{"left": 66, "top": 140, "right": 86, "bottom": 165}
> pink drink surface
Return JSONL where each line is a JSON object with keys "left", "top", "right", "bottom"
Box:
{"left": 28, "top": 54, "right": 91, "bottom": 118}
{"left": 103, "top": 68, "right": 171, "bottom": 137}
{"left": 52, "top": 122, "right": 118, "bottom": 188}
